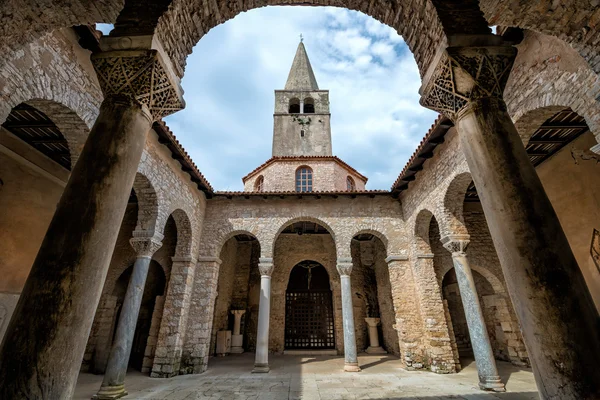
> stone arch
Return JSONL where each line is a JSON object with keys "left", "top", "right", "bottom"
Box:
{"left": 479, "top": 1, "right": 600, "bottom": 74}
{"left": 505, "top": 31, "right": 600, "bottom": 145}
{"left": 165, "top": 208, "right": 194, "bottom": 258}
{"left": 350, "top": 229, "right": 389, "bottom": 262}
{"left": 132, "top": 172, "right": 160, "bottom": 233}
{"left": 2, "top": 99, "right": 91, "bottom": 167}
{"left": 442, "top": 171, "right": 473, "bottom": 237}
{"left": 215, "top": 230, "right": 260, "bottom": 259}
{"left": 272, "top": 216, "right": 337, "bottom": 257}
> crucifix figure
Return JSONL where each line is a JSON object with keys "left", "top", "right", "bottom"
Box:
{"left": 299, "top": 33, "right": 304, "bottom": 43}
{"left": 301, "top": 262, "right": 317, "bottom": 290}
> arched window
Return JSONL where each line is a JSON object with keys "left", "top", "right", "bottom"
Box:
{"left": 254, "top": 176, "right": 264, "bottom": 192}
{"left": 289, "top": 98, "right": 300, "bottom": 113}
{"left": 304, "top": 97, "right": 315, "bottom": 113}
{"left": 346, "top": 176, "right": 356, "bottom": 191}
{"left": 295, "top": 166, "right": 313, "bottom": 192}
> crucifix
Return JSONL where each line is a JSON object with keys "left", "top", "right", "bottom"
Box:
{"left": 301, "top": 262, "right": 317, "bottom": 290}
{"left": 299, "top": 33, "right": 304, "bottom": 43}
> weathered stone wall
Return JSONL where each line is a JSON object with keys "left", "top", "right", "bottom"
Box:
{"left": 480, "top": 1, "right": 600, "bottom": 74}
{"left": 505, "top": 31, "right": 600, "bottom": 145}
{"left": 243, "top": 159, "right": 367, "bottom": 192}
{"left": 0, "top": 28, "right": 101, "bottom": 163}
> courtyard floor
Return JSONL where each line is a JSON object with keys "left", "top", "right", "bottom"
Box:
{"left": 74, "top": 354, "right": 539, "bottom": 400}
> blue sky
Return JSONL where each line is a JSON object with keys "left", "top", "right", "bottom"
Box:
{"left": 98, "top": 7, "right": 438, "bottom": 191}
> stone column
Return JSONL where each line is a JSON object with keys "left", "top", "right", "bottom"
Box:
{"left": 0, "top": 35, "right": 184, "bottom": 398}
{"left": 231, "top": 309, "right": 246, "bottom": 354}
{"left": 364, "top": 318, "right": 386, "bottom": 354}
{"left": 253, "top": 258, "right": 273, "bottom": 373}
{"left": 94, "top": 232, "right": 163, "bottom": 399}
{"left": 441, "top": 235, "right": 504, "bottom": 392}
{"left": 337, "top": 259, "right": 360, "bottom": 372}
{"left": 421, "top": 43, "right": 600, "bottom": 398}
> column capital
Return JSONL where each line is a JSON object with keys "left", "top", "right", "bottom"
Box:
{"left": 336, "top": 262, "right": 354, "bottom": 277}
{"left": 441, "top": 235, "right": 470, "bottom": 256}
{"left": 258, "top": 259, "right": 274, "bottom": 276}
{"left": 231, "top": 309, "right": 247, "bottom": 316}
{"left": 91, "top": 35, "right": 185, "bottom": 121}
{"left": 364, "top": 317, "right": 381, "bottom": 327}
{"left": 419, "top": 45, "right": 517, "bottom": 122}
{"left": 129, "top": 230, "right": 163, "bottom": 258}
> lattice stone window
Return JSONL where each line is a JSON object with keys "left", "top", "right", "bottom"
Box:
{"left": 346, "top": 176, "right": 356, "bottom": 191}
{"left": 255, "top": 176, "right": 264, "bottom": 192}
{"left": 295, "top": 166, "right": 313, "bottom": 192}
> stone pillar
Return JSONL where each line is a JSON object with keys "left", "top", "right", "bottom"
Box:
{"left": 161, "top": 256, "right": 216, "bottom": 376}
{"left": 421, "top": 43, "right": 600, "bottom": 398}
{"left": 441, "top": 235, "right": 504, "bottom": 392}
{"left": 94, "top": 233, "right": 163, "bottom": 399}
{"left": 385, "top": 255, "right": 427, "bottom": 370}
{"left": 253, "top": 258, "right": 273, "bottom": 373}
{"left": 337, "top": 259, "right": 360, "bottom": 372}
{"left": 231, "top": 309, "right": 246, "bottom": 354}
{"left": 364, "top": 318, "right": 386, "bottom": 354}
{"left": 0, "top": 35, "right": 184, "bottom": 399}
{"left": 300, "top": 100, "right": 304, "bottom": 114}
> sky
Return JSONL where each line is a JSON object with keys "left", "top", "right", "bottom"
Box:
{"left": 97, "top": 7, "right": 438, "bottom": 191}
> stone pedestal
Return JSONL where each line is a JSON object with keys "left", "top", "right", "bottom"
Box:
{"left": 230, "top": 309, "right": 246, "bottom": 354}
{"left": 337, "top": 259, "right": 361, "bottom": 372}
{"left": 364, "top": 318, "right": 386, "bottom": 354}
{"left": 253, "top": 258, "right": 273, "bottom": 373}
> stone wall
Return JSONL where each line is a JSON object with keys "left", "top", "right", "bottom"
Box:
{"left": 243, "top": 159, "right": 367, "bottom": 192}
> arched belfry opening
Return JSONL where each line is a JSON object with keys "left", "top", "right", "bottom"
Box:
{"left": 285, "top": 260, "right": 335, "bottom": 350}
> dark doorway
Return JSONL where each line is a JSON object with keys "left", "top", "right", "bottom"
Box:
{"left": 285, "top": 260, "right": 334, "bottom": 349}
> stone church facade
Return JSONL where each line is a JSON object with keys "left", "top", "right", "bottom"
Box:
{"left": 1, "top": 2, "right": 600, "bottom": 399}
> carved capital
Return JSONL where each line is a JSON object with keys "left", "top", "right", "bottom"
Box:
{"left": 441, "top": 235, "right": 470, "bottom": 257}
{"left": 336, "top": 262, "right": 354, "bottom": 277}
{"left": 420, "top": 46, "right": 517, "bottom": 122}
{"left": 92, "top": 39, "right": 185, "bottom": 121}
{"left": 258, "top": 258, "right": 274, "bottom": 276}
{"left": 231, "top": 309, "right": 246, "bottom": 317}
{"left": 130, "top": 230, "right": 164, "bottom": 258}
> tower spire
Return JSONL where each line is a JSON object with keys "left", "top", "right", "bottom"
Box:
{"left": 284, "top": 41, "right": 319, "bottom": 90}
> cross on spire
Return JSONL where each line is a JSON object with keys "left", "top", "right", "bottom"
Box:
{"left": 299, "top": 33, "right": 303, "bottom": 43}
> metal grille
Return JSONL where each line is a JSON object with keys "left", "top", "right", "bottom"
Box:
{"left": 285, "top": 291, "right": 335, "bottom": 349}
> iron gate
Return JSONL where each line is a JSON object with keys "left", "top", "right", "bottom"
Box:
{"left": 285, "top": 290, "right": 335, "bottom": 349}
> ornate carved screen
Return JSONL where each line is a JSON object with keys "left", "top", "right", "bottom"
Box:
{"left": 285, "top": 261, "right": 335, "bottom": 349}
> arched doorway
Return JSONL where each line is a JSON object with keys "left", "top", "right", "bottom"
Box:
{"left": 285, "top": 260, "right": 335, "bottom": 350}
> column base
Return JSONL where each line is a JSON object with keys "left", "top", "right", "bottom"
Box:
{"left": 252, "top": 363, "right": 270, "bottom": 373}
{"left": 366, "top": 346, "right": 387, "bottom": 354}
{"left": 230, "top": 347, "right": 245, "bottom": 354}
{"left": 343, "top": 362, "right": 361, "bottom": 372}
{"left": 92, "top": 384, "right": 128, "bottom": 399}
{"left": 479, "top": 376, "right": 506, "bottom": 392}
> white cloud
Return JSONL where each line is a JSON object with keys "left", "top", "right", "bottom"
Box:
{"left": 164, "top": 6, "right": 438, "bottom": 191}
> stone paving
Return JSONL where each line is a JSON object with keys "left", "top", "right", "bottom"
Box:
{"left": 74, "top": 354, "right": 539, "bottom": 400}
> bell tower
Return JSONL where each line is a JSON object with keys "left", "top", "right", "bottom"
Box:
{"left": 272, "top": 40, "right": 332, "bottom": 157}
